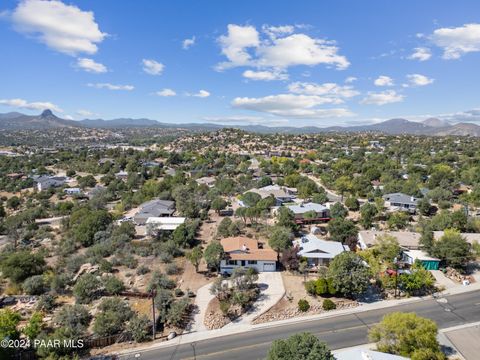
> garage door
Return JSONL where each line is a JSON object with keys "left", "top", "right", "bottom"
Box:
{"left": 262, "top": 262, "right": 276, "bottom": 272}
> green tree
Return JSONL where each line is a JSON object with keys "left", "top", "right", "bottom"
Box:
{"left": 104, "top": 276, "right": 125, "bottom": 295}
{"left": 330, "top": 202, "right": 348, "bottom": 219}
{"left": 327, "top": 218, "right": 358, "bottom": 244}
{"left": 276, "top": 207, "right": 297, "bottom": 230}
{"left": 431, "top": 229, "right": 472, "bottom": 268}
{"left": 211, "top": 197, "right": 227, "bottom": 213}
{"left": 186, "top": 246, "right": 203, "bottom": 272}
{"left": 0, "top": 309, "right": 21, "bottom": 358}
{"left": 267, "top": 332, "right": 335, "bottom": 360}
{"left": 327, "top": 252, "right": 370, "bottom": 298}
{"left": 345, "top": 197, "right": 360, "bottom": 211}
{"left": 6, "top": 196, "right": 21, "bottom": 209}
{"left": 369, "top": 312, "right": 445, "bottom": 360}
{"left": 203, "top": 241, "right": 224, "bottom": 271}
{"left": 360, "top": 203, "right": 378, "bottom": 229}
{"left": 23, "top": 311, "right": 43, "bottom": 340}
{"left": 73, "top": 273, "right": 101, "bottom": 304}
{"left": 241, "top": 192, "right": 262, "bottom": 207}
{"left": 387, "top": 211, "right": 410, "bottom": 230}
{"left": 269, "top": 226, "right": 292, "bottom": 256}
{"left": 127, "top": 314, "right": 151, "bottom": 342}
{"left": 54, "top": 304, "right": 90, "bottom": 338}
{"left": 375, "top": 235, "right": 400, "bottom": 263}
{"left": 0, "top": 250, "right": 46, "bottom": 284}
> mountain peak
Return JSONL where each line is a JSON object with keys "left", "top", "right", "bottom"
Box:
{"left": 423, "top": 117, "right": 448, "bottom": 128}
{"left": 40, "top": 109, "right": 54, "bottom": 117}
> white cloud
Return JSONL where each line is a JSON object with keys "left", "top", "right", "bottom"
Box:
{"left": 191, "top": 90, "right": 210, "bottom": 98}
{"left": 76, "top": 58, "right": 107, "bottom": 73}
{"left": 142, "top": 59, "right": 164, "bottom": 75}
{"left": 87, "top": 83, "right": 134, "bottom": 91}
{"left": 232, "top": 94, "right": 354, "bottom": 119}
{"left": 182, "top": 36, "right": 195, "bottom": 50}
{"left": 64, "top": 114, "right": 74, "bottom": 120}
{"left": 374, "top": 75, "right": 394, "bottom": 87}
{"left": 76, "top": 109, "right": 95, "bottom": 117}
{"left": 345, "top": 76, "right": 357, "bottom": 83}
{"left": 406, "top": 73, "right": 434, "bottom": 87}
{"left": 262, "top": 24, "right": 295, "bottom": 39}
{"left": 216, "top": 24, "right": 349, "bottom": 71}
{"left": 11, "top": 0, "right": 106, "bottom": 55}
{"left": 360, "top": 90, "right": 404, "bottom": 105}
{"left": 0, "top": 98, "right": 62, "bottom": 112}
{"left": 408, "top": 47, "right": 432, "bottom": 61}
{"left": 431, "top": 23, "right": 480, "bottom": 59}
{"left": 155, "top": 89, "right": 176, "bottom": 97}
{"left": 242, "top": 70, "right": 288, "bottom": 81}
{"left": 287, "top": 82, "right": 359, "bottom": 99}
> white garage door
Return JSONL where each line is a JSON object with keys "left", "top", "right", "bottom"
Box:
{"left": 262, "top": 262, "right": 276, "bottom": 272}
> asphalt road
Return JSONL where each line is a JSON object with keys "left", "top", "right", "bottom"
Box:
{"left": 119, "top": 290, "right": 480, "bottom": 360}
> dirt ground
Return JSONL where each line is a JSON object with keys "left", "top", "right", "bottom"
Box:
{"left": 282, "top": 272, "right": 324, "bottom": 307}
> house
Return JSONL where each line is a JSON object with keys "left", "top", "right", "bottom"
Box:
{"left": 244, "top": 185, "right": 296, "bottom": 206}
{"left": 220, "top": 236, "right": 277, "bottom": 274}
{"left": 433, "top": 231, "right": 480, "bottom": 246}
{"left": 402, "top": 249, "right": 440, "bottom": 270}
{"left": 134, "top": 199, "right": 175, "bottom": 225}
{"left": 286, "top": 202, "right": 330, "bottom": 224}
{"left": 335, "top": 348, "right": 409, "bottom": 360}
{"left": 358, "top": 230, "right": 422, "bottom": 250}
{"left": 293, "top": 234, "right": 349, "bottom": 267}
{"left": 64, "top": 187, "right": 82, "bottom": 195}
{"left": 195, "top": 176, "right": 216, "bottom": 188}
{"left": 33, "top": 175, "right": 67, "bottom": 191}
{"left": 371, "top": 180, "right": 384, "bottom": 191}
{"left": 146, "top": 217, "right": 185, "bottom": 234}
{"left": 383, "top": 193, "right": 419, "bottom": 213}
{"left": 115, "top": 170, "right": 129, "bottom": 180}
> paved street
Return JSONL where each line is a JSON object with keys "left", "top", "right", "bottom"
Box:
{"left": 119, "top": 290, "right": 480, "bottom": 360}
{"left": 445, "top": 323, "right": 480, "bottom": 360}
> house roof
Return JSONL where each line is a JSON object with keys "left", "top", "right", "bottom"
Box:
{"left": 293, "top": 234, "right": 349, "bottom": 259}
{"left": 335, "top": 348, "right": 409, "bottom": 360}
{"left": 135, "top": 199, "right": 175, "bottom": 219}
{"left": 146, "top": 217, "right": 185, "bottom": 230}
{"left": 220, "top": 236, "right": 277, "bottom": 261}
{"left": 383, "top": 193, "right": 418, "bottom": 205}
{"left": 288, "top": 202, "right": 328, "bottom": 215}
{"left": 249, "top": 185, "right": 295, "bottom": 200}
{"left": 404, "top": 249, "right": 440, "bottom": 262}
{"left": 359, "top": 230, "right": 421, "bottom": 249}
{"left": 433, "top": 231, "right": 480, "bottom": 245}
{"left": 195, "top": 177, "right": 216, "bottom": 185}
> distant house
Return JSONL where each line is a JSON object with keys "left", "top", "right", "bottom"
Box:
{"left": 195, "top": 176, "right": 216, "bottom": 188}
{"left": 115, "top": 170, "right": 129, "bottom": 180}
{"left": 143, "top": 161, "right": 163, "bottom": 168}
{"left": 146, "top": 217, "right": 186, "bottom": 234}
{"left": 98, "top": 157, "right": 115, "bottom": 165}
{"left": 243, "top": 185, "right": 296, "bottom": 206}
{"left": 286, "top": 202, "right": 330, "bottom": 224}
{"left": 402, "top": 249, "right": 440, "bottom": 270}
{"left": 335, "top": 348, "right": 409, "bottom": 360}
{"left": 433, "top": 231, "right": 480, "bottom": 246}
{"left": 293, "top": 234, "right": 349, "bottom": 267}
{"left": 358, "top": 230, "right": 422, "bottom": 250}
{"left": 33, "top": 175, "right": 66, "bottom": 191}
{"left": 220, "top": 236, "right": 277, "bottom": 274}
{"left": 383, "top": 193, "right": 419, "bottom": 213}
{"left": 134, "top": 199, "right": 175, "bottom": 225}
{"left": 371, "top": 180, "right": 384, "bottom": 191}
{"left": 64, "top": 187, "right": 82, "bottom": 195}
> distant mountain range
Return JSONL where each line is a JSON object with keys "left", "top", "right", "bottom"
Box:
{"left": 1, "top": 110, "right": 480, "bottom": 136}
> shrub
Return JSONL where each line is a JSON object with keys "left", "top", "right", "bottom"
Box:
{"left": 298, "top": 299, "right": 310, "bottom": 312}
{"left": 315, "top": 278, "right": 328, "bottom": 296}
{"left": 166, "top": 263, "right": 180, "bottom": 275}
{"left": 104, "top": 276, "right": 125, "bottom": 295}
{"left": 174, "top": 288, "right": 184, "bottom": 297}
{"left": 136, "top": 265, "right": 150, "bottom": 275}
{"left": 127, "top": 314, "right": 150, "bottom": 343}
{"left": 23, "top": 275, "right": 47, "bottom": 295}
{"left": 322, "top": 299, "right": 336, "bottom": 311}
{"left": 327, "top": 278, "right": 336, "bottom": 296}
{"left": 73, "top": 273, "right": 101, "bottom": 304}
{"left": 36, "top": 294, "right": 56, "bottom": 312}
{"left": 305, "top": 280, "right": 317, "bottom": 295}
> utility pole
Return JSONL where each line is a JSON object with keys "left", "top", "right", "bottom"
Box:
{"left": 151, "top": 289, "right": 156, "bottom": 340}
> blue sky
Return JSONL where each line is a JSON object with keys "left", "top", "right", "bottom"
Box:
{"left": 1, "top": 0, "right": 480, "bottom": 127}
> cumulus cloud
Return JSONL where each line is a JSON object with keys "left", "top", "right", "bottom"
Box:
{"left": 360, "top": 90, "right": 404, "bottom": 105}
{"left": 242, "top": 70, "right": 288, "bottom": 81}
{"left": 76, "top": 58, "right": 107, "bottom": 73}
{"left": 406, "top": 73, "right": 434, "bottom": 87}
{"left": 431, "top": 23, "right": 480, "bottom": 59}
{"left": 87, "top": 83, "right": 134, "bottom": 91}
{"left": 0, "top": 98, "right": 62, "bottom": 112}
{"left": 76, "top": 109, "right": 95, "bottom": 117}
{"left": 11, "top": 0, "right": 106, "bottom": 55}
{"left": 232, "top": 94, "right": 354, "bottom": 119}
{"left": 374, "top": 75, "right": 394, "bottom": 87}
{"left": 182, "top": 36, "right": 195, "bottom": 49}
{"left": 216, "top": 24, "right": 349, "bottom": 72}
{"left": 345, "top": 76, "right": 357, "bottom": 83}
{"left": 142, "top": 59, "right": 164, "bottom": 75}
{"left": 186, "top": 90, "right": 210, "bottom": 98}
{"left": 408, "top": 47, "right": 432, "bottom": 61}
{"left": 287, "top": 82, "right": 359, "bottom": 99}
{"left": 155, "top": 89, "right": 176, "bottom": 97}
{"left": 262, "top": 24, "right": 295, "bottom": 39}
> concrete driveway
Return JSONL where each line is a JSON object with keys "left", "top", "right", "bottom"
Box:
{"left": 445, "top": 324, "right": 480, "bottom": 360}
{"left": 189, "top": 281, "right": 215, "bottom": 332}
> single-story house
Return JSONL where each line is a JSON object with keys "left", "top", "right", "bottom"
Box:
{"left": 244, "top": 185, "right": 296, "bottom": 206}
{"left": 134, "top": 199, "right": 175, "bottom": 225}
{"left": 402, "top": 249, "right": 440, "bottom": 270}
{"left": 433, "top": 231, "right": 480, "bottom": 246}
{"left": 115, "top": 170, "right": 129, "bottom": 180}
{"left": 358, "top": 230, "right": 422, "bottom": 250}
{"left": 220, "top": 236, "right": 277, "bottom": 274}
{"left": 383, "top": 193, "right": 420, "bottom": 214}
{"left": 293, "top": 234, "right": 349, "bottom": 267}
{"left": 64, "top": 187, "right": 82, "bottom": 195}
{"left": 195, "top": 176, "right": 216, "bottom": 188}
{"left": 335, "top": 348, "right": 409, "bottom": 360}
{"left": 287, "top": 202, "right": 330, "bottom": 224}
{"left": 33, "top": 175, "right": 67, "bottom": 191}
{"left": 146, "top": 217, "right": 185, "bottom": 234}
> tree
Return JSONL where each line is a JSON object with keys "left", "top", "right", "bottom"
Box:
{"left": 186, "top": 246, "right": 203, "bottom": 272}
{"left": 345, "top": 197, "right": 360, "bottom": 211}
{"left": 417, "top": 197, "right": 431, "bottom": 216}
{"left": 267, "top": 332, "right": 335, "bottom": 360}
{"left": 330, "top": 202, "right": 348, "bottom": 219}
{"left": 166, "top": 298, "right": 190, "bottom": 327}
{"left": 400, "top": 262, "right": 435, "bottom": 296}
{"left": 0, "top": 309, "right": 21, "bottom": 358}
{"left": 276, "top": 207, "right": 297, "bottom": 230}
{"left": 360, "top": 203, "right": 378, "bottom": 229}
{"left": 211, "top": 197, "right": 227, "bottom": 213}
{"left": 335, "top": 176, "right": 352, "bottom": 200}
{"left": 269, "top": 226, "right": 292, "bottom": 256}
{"left": 94, "top": 297, "right": 133, "bottom": 336}
{"left": 387, "top": 211, "right": 410, "bottom": 230}
{"left": 23, "top": 312, "right": 43, "bottom": 340}
{"left": 431, "top": 229, "right": 472, "bottom": 268}
{"left": 54, "top": 304, "right": 90, "bottom": 338}
{"left": 327, "top": 252, "right": 370, "bottom": 298}
{"left": 375, "top": 235, "right": 400, "bottom": 263}
{"left": 127, "top": 314, "right": 150, "bottom": 342}
{"left": 369, "top": 312, "right": 445, "bottom": 360}
{"left": 0, "top": 250, "right": 45, "bottom": 284}
{"left": 280, "top": 247, "right": 300, "bottom": 271}
{"left": 69, "top": 207, "right": 112, "bottom": 247}
{"left": 312, "top": 191, "right": 328, "bottom": 205}
{"left": 6, "top": 196, "right": 21, "bottom": 209}
{"left": 73, "top": 273, "right": 101, "bottom": 304}
{"left": 104, "top": 276, "right": 125, "bottom": 295}
{"left": 23, "top": 275, "right": 47, "bottom": 295}
{"left": 327, "top": 218, "right": 358, "bottom": 244}
{"left": 241, "top": 192, "right": 261, "bottom": 207}
{"left": 204, "top": 241, "right": 224, "bottom": 271}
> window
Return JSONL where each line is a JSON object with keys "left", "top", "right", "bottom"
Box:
{"left": 227, "top": 260, "right": 236, "bottom": 265}
{"left": 247, "top": 260, "right": 257, "bottom": 265}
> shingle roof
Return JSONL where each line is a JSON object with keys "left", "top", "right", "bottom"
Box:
{"left": 383, "top": 193, "right": 418, "bottom": 205}
{"left": 288, "top": 202, "right": 328, "bottom": 215}
{"left": 220, "top": 237, "right": 277, "bottom": 261}
{"left": 293, "top": 234, "right": 348, "bottom": 259}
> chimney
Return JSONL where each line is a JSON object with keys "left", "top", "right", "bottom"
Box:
{"left": 242, "top": 244, "right": 247, "bottom": 252}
